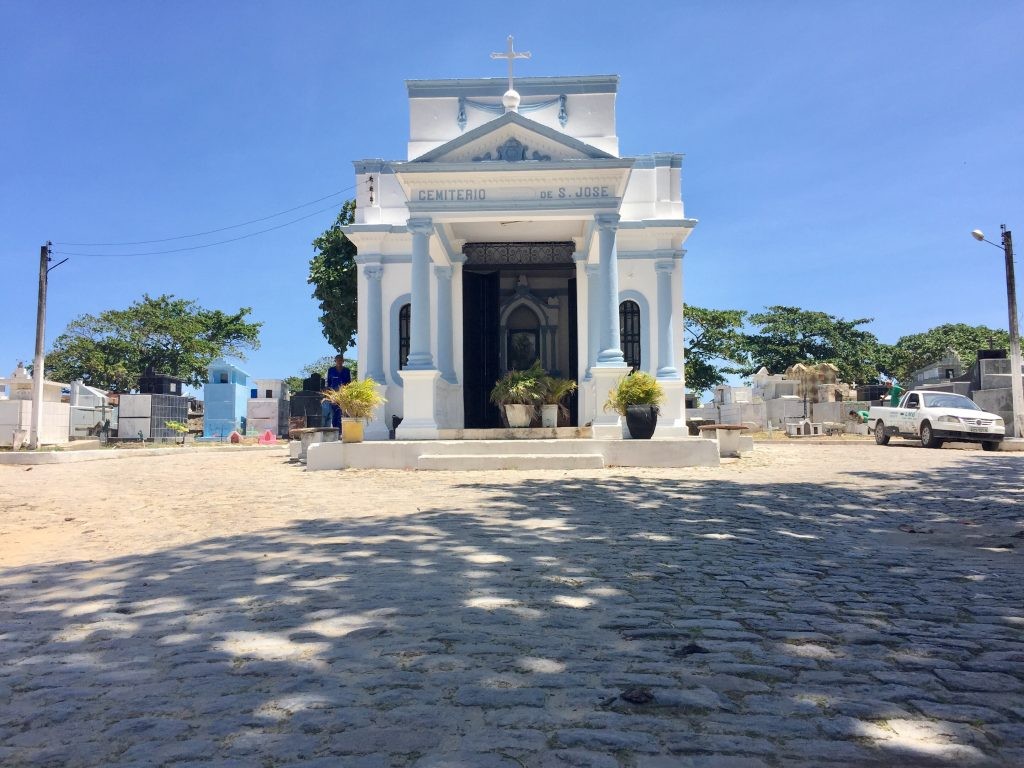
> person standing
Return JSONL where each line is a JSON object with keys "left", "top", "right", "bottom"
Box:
{"left": 324, "top": 355, "right": 352, "bottom": 429}
{"left": 885, "top": 379, "right": 904, "bottom": 407}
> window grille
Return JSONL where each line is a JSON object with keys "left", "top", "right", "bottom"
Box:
{"left": 398, "top": 304, "right": 411, "bottom": 369}
{"left": 619, "top": 300, "right": 641, "bottom": 372}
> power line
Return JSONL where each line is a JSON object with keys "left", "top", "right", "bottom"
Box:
{"left": 53, "top": 182, "right": 362, "bottom": 247}
{"left": 52, "top": 201, "right": 350, "bottom": 258}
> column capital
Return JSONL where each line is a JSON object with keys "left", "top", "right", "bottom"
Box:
{"left": 407, "top": 216, "right": 434, "bottom": 235}
{"left": 595, "top": 213, "right": 620, "bottom": 232}
{"left": 654, "top": 259, "right": 675, "bottom": 274}
{"left": 364, "top": 265, "right": 384, "bottom": 281}
{"left": 433, "top": 265, "right": 453, "bottom": 280}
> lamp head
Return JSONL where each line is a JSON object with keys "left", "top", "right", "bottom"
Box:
{"left": 971, "top": 229, "right": 985, "bottom": 241}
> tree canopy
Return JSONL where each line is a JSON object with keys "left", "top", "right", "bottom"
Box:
{"left": 284, "top": 355, "right": 359, "bottom": 394}
{"left": 889, "top": 323, "right": 1010, "bottom": 382}
{"left": 46, "top": 294, "right": 262, "bottom": 391}
{"left": 683, "top": 305, "right": 749, "bottom": 396}
{"left": 308, "top": 200, "right": 358, "bottom": 354}
{"left": 738, "top": 305, "right": 885, "bottom": 385}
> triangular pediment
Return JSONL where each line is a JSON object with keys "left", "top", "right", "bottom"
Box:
{"left": 411, "top": 111, "right": 616, "bottom": 164}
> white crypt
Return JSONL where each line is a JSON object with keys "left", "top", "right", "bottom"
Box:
{"left": 343, "top": 43, "right": 696, "bottom": 441}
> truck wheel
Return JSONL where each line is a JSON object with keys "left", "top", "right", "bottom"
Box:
{"left": 982, "top": 441, "right": 1000, "bottom": 452}
{"left": 920, "top": 422, "right": 942, "bottom": 449}
{"left": 874, "top": 421, "right": 890, "bottom": 445}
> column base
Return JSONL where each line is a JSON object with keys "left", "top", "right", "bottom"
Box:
{"left": 655, "top": 379, "right": 685, "bottom": 431}
{"left": 396, "top": 369, "right": 441, "bottom": 440}
{"left": 590, "top": 365, "right": 629, "bottom": 440}
{"left": 364, "top": 384, "right": 390, "bottom": 441}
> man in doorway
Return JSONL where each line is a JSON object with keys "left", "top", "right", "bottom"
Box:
{"left": 324, "top": 355, "right": 352, "bottom": 429}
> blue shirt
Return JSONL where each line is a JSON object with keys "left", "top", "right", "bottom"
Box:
{"left": 327, "top": 365, "right": 351, "bottom": 391}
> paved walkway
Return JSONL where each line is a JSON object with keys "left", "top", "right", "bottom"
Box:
{"left": 1, "top": 443, "right": 1022, "bottom": 767}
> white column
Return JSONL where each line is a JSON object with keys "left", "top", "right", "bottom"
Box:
{"left": 585, "top": 263, "right": 600, "bottom": 378}
{"left": 406, "top": 217, "right": 434, "bottom": 370}
{"left": 363, "top": 265, "right": 386, "bottom": 382}
{"left": 595, "top": 213, "right": 625, "bottom": 366}
{"left": 397, "top": 216, "right": 441, "bottom": 440}
{"left": 434, "top": 265, "right": 456, "bottom": 383}
{"left": 591, "top": 213, "right": 628, "bottom": 439}
{"left": 655, "top": 259, "right": 680, "bottom": 380}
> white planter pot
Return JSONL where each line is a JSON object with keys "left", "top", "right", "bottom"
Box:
{"left": 504, "top": 404, "right": 534, "bottom": 428}
{"left": 541, "top": 404, "right": 559, "bottom": 428}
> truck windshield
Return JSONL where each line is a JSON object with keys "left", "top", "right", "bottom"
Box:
{"left": 922, "top": 393, "right": 981, "bottom": 411}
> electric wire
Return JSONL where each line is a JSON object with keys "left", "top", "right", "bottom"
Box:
{"left": 52, "top": 201, "right": 350, "bottom": 258}
{"left": 53, "top": 179, "right": 366, "bottom": 247}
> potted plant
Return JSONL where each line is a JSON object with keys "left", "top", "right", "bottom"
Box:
{"left": 604, "top": 371, "right": 665, "bottom": 439}
{"left": 489, "top": 362, "right": 543, "bottom": 428}
{"left": 538, "top": 375, "right": 578, "bottom": 428}
{"left": 321, "top": 377, "right": 386, "bottom": 443}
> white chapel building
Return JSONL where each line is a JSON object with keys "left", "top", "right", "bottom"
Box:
{"left": 344, "top": 58, "right": 696, "bottom": 440}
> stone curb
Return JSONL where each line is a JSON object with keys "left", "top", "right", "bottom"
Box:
{"left": 0, "top": 444, "right": 288, "bottom": 466}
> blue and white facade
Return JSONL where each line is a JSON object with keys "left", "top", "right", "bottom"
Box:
{"left": 344, "top": 74, "right": 695, "bottom": 439}
{"left": 203, "top": 358, "right": 250, "bottom": 438}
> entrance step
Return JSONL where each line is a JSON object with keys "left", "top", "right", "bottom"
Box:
{"left": 416, "top": 452, "right": 605, "bottom": 471}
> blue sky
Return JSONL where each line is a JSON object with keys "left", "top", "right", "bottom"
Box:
{"left": 2, "top": 1, "right": 1022, "bottom": 387}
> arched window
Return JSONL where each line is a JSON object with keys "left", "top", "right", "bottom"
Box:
{"left": 398, "top": 303, "right": 411, "bottom": 369}
{"left": 619, "top": 300, "right": 641, "bottom": 372}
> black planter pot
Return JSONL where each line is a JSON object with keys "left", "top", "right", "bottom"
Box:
{"left": 625, "top": 405, "right": 659, "bottom": 439}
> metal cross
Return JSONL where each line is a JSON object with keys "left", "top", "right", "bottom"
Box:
{"left": 491, "top": 35, "right": 531, "bottom": 93}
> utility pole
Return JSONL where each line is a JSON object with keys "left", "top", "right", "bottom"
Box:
{"left": 29, "top": 242, "right": 51, "bottom": 450}
{"left": 1001, "top": 226, "right": 1024, "bottom": 439}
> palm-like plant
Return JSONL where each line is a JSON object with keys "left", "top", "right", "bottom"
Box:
{"left": 321, "top": 377, "right": 386, "bottom": 422}
{"left": 604, "top": 371, "right": 664, "bottom": 416}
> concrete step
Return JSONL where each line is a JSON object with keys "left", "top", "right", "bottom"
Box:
{"left": 410, "top": 439, "right": 606, "bottom": 457}
{"left": 416, "top": 452, "right": 605, "bottom": 471}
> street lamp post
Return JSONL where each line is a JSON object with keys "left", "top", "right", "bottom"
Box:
{"left": 972, "top": 225, "right": 1024, "bottom": 439}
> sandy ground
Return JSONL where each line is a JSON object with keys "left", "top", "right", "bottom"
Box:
{"left": 1, "top": 442, "right": 1020, "bottom": 569}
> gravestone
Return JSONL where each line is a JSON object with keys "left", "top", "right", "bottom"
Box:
{"left": 290, "top": 372, "right": 326, "bottom": 431}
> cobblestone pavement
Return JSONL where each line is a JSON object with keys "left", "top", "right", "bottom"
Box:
{"left": 1, "top": 443, "right": 1022, "bottom": 767}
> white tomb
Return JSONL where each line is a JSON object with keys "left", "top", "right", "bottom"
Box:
{"left": 247, "top": 378, "right": 290, "bottom": 437}
{"left": 0, "top": 362, "right": 70, "bottom": 447}
{"left": 343, "top": 44, "right": 695, "bottom": 441}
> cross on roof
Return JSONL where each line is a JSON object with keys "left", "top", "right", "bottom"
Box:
{"left": 491, "top": 35, "right": 531, "bottom": 93}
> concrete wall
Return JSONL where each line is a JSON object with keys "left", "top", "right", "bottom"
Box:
{"left": 0, "top": 400, "right": 70, "bottom": 446}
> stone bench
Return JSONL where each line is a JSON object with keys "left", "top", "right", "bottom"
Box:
{"left": 290, "top": 427, "right": 339, "bottom": 462}
{"left": 697, "top": 424, "right": 750, "bottom": 458}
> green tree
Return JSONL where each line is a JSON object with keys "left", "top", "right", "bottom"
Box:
{"left": 46, "top": 294, "right": 262, "bottom": 391}
{"left": 308, "top": 200, "right": 358, "bottom": 353}
{"left": 890, "top": 323, "right": 1010, "bottom": 382}
{"left": 285, "top": 355, "right": 359, "bottom": 394}
{"left": 740, "top": 305, "right": 886, "bottom": 385}
{"left": 683, "top": 305, "right": 749, "bottom": 396}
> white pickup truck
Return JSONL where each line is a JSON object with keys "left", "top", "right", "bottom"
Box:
{"left": 869, "top": 390, "right": 1005, "bottom": 450}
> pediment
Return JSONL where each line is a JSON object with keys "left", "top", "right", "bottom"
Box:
{"left": 411, "top": 111, "right": 616, "bottom": 164}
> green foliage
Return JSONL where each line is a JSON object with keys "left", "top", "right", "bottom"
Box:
{"left": 163, "top": 420, "right": 189, "bottom": 434}
{"left": 538, "top": 375, "right": 577, "bottom": 405}
{"left": 889, "top": 323, "right": 1010, "bottom": 382}
{"left": 46, "top": 294, "right": 262, "bottom": 391}
{"left": 604, "top": 371, "right": 665, "bottom": 416}
{"left": 739, "top": 305, "right": 886, "bottom": 385}
{"left": 683, "top": 305, "right": 749, "bottom": 396}
{"left": 285, "top": 355, "right": 358, "bottom": 394}
{"left": 321, "top": 377, "right": 386, "bottom": 422}
{"left": 308, "top": 200, "right": 358, "bottom": 353}
{"left": 489, "top": 361, "right": 544, "bottom": 406}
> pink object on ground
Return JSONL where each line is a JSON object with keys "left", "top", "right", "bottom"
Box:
{"left": 229, "top": 431, "right": 242, "bottom": 444}
{"left": 258, "top": 430, "right": 277, "bottom": 445}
